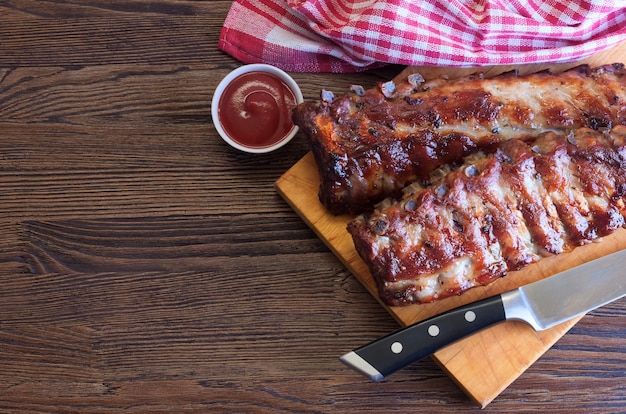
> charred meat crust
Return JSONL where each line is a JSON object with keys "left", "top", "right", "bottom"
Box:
{"left": 348, "top": 126, "right": 626, "bottom": 306}
{"left": 293, "top": 63, "right": 626, "bottom": 215}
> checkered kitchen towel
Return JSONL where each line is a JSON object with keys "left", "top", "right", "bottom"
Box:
{"left": 218, "top": 0, "right": 626, "bottom": 72}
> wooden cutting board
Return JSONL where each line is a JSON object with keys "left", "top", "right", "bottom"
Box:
{"left": 275, "top": 41, "right": 626, "bottom": 407}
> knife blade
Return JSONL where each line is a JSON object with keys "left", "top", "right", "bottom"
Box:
{"left": 340, "top": 249, "right": 626, "bottom": 382}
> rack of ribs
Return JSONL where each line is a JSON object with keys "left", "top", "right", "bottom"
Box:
{"left": 292, "top": 64, "right": 626, "bottom": 215}
{"left": 347, "top": 127, "right": 626, "bottom": 306}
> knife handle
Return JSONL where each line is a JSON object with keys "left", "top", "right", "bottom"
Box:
{"left": 341, "top": 295, "right": 506, "bottom": 381}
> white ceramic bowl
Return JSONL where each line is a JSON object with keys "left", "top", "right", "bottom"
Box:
{"left": 211, "top": 64, "right": 304, "bottom": 154}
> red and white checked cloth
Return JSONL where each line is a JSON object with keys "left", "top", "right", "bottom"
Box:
{"left": 218, "top": 0, "right": 626, "bottom": 72}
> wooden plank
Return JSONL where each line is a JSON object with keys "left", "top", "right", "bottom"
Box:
{"left": 275, "top": 40, "right": 626, "bottom": 407}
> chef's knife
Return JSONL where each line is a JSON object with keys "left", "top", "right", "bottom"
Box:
{"left": 340, "top": 249, "right": 626, "bottom": 381}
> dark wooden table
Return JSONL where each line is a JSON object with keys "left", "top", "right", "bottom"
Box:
{"left": 1, "top": 1, "right": 624, "bottom": 412}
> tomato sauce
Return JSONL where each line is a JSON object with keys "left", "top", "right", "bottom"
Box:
{"left": 218, "top": 71, "right": 297, "bottom": 149}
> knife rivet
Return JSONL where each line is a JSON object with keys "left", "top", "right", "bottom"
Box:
{"left": 464, "top": 310, "right": 476, "bottom": 322}
{"left": 428, "top": 325, "right": 440, "bottom": 337}
{"left": 390, "top": 342, "right": 403, "bottom": 354}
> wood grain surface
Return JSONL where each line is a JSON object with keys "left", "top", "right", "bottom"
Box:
{"left": 0, "top": 1, "right": 625, "bottom": 412}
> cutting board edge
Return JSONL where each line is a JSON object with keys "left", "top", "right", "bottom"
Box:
{"left": 432, "top": 316, "right": 582, "bottom": 408}
{"left": 275, "top": 170, "right": 395, "bottom": 317}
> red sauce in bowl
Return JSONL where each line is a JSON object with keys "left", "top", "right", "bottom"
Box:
{"left": 217, "top": 71, "right": 298, "bottom": 150}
